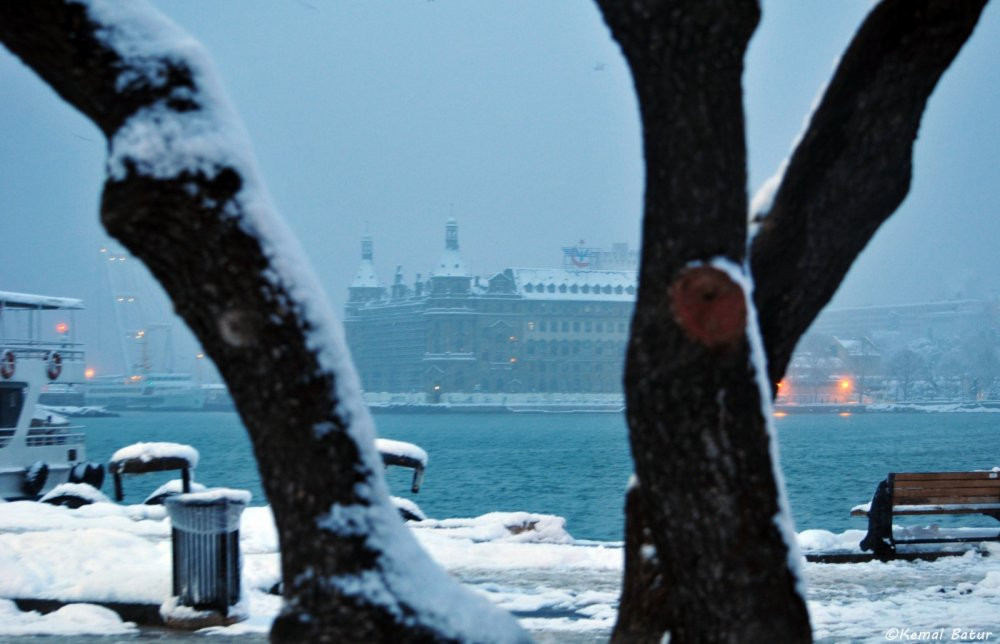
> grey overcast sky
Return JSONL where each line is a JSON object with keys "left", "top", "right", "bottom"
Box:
{"left": 1, "top": 1, "right": 998, "bottom": 374}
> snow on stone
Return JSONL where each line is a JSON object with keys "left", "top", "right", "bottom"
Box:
{"left": 0, "top": 600, "right": 136, "bottom": 637}
{"left": 159, "top": 594, "right": 249, "bottom": 624}
{"left": 414, "top": 512, "right": 574, "bottom": 546}
{"left": 375, "top": 438, "right": 429, "bottom": 466}
{"left": 40, "top": 483, "right": 111, "bottom": 505}
{"left": 0, "top": 500, "right": 169, "bottom": 538}
{"left": 110, "top": 441, "right": 199, "bottom": 468}
{"left": 143, "top": 479, "right": 207, "bottom": 504}
{"left": 390, "top": 496, "right": 426, "bottom": 521}
{"left": 4, "top": 500, "right": 1000, "bottom": 640}
{"left": 0, "top": 524, "right": 171, "bottom": 603}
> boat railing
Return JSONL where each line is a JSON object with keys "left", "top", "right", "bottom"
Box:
{"left": 25, "top": 431, "right": 86, "bottom": 447}
{"left": 0, "top": 341, "right": 85, "bottom": 363}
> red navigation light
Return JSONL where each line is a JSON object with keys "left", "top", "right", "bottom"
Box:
{"left": 55, "top": 322, "right": 69, "bottom": 334}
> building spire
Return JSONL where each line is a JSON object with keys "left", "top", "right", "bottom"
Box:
{"left": 349, "top": 234, "right": 383, "bottom": 299}
{"left": 433, "top": 218, "right": 468, "bottom": 279}
{"left": 445, "top": 218, "right": 459, "bottom": 251}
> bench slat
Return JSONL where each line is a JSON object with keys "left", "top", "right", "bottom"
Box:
{"left": 896, "top": 496, "right": 1000, "bottom": 505}
{"left": 895, "top": 481, "right": 1000, "bottom": 491}
{"left": 895, "top": 472, "right": 1000, "bottom": 481}
{"left": 895, "top": 486, "right": 1000, "bottom": 497}
{"left": 896, "top": 536, "right": 1000, "bottom": 544}
{"left": 893, "top": 481, "right": 1000, "bottom": 495}
{"left": 894, "top": 508, "right": 1000, "bottom": 515}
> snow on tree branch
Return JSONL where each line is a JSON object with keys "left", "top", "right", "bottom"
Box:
{"left": 750, "top": 0, "right": 989, "bottom": 387}
{"left": 0, "top": 1, "right": 526, "bottom": 640}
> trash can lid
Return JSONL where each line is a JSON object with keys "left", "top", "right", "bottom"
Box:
{"left": 165, "top": 488, "right": 252, "bottom": 506}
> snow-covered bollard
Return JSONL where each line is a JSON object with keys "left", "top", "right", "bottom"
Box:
{"left": 161, "top": 488, "right": 250, "bottom": 630}
{"left": 108, "top": 442, "right": 199, "bottom": 502}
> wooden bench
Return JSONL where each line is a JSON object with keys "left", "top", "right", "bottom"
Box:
{"left": 851, "top": 471, "right": 1000, "bottom": 559}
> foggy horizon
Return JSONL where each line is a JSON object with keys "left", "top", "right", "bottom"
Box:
{"left": 1, "top": 0, "right": 997, "bottom": 372}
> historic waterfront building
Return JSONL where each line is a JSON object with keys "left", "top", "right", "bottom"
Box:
{"left": 344, "top": 220, "right": 637, "bottom": 398}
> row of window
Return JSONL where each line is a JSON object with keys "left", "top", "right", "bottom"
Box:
{"left": 364, "top": 364, "right": 627, "bottom": 392}
{"left": 524, "top": 339, "right": 628, "bottom": 357}
{"left": 528, "top": 320, "right": 627, "bottom": 334}
{"left": 522, "top": 282, "right": 635, "bottom": 296}
{"left": 476, "top": 300, "right": 632, "bottom": 316}
{"left": 477, "top": 339, "right": 628, "bottom": 361}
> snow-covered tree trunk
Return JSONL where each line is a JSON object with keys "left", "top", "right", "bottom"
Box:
{"left": 0, "top": 2, "right": 527, "bottom": 641}
{"left": 598, "top": 0, "right": 988, "bottom": 641}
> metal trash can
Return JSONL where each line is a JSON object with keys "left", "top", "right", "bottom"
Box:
{"left": 164, "top": 489, "right": 249, "bottom": 615}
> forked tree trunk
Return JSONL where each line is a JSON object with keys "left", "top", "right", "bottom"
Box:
{"left": 597, "top": 2, "right": 812, "bottom": 641}
{"left": 600, "top": 0, "right": 988, "bottom": 641}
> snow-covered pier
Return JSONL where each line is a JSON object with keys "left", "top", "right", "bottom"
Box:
{"left": 2, "top": 499, "right": 1000, "bottom": 641}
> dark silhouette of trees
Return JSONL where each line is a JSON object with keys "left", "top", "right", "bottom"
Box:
{"left": 0, "top": 0, "right": 988, "bottom": 641}
{"left": 888, "top": 348, "right": 928, "bottom": 401}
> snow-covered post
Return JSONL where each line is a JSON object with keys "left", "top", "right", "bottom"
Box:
{"left": 0, "top": 2, "right": 526, "bottom": 641}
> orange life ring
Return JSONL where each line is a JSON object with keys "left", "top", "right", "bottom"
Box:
{"left": 46, "top": 351, "right": 62, "bottom": 380}
{"left": 0, "top": 350, "right": 14, "bottom": 379}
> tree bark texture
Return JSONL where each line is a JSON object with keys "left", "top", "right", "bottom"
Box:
{"left": 598, "top": 1, "right": 812, "bottom": 642}
{"left": 0, "top": 2, "right": 526, "bottom": 642}
{"left": 750, "top": 0, "right": 988, "bottom": 388}
{"left": 611, "top": 481, "right": 672, "bottom": 644}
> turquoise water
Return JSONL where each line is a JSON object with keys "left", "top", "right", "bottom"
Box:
{"left": 78, "top": 411, "right": 1000, "bottom": 541}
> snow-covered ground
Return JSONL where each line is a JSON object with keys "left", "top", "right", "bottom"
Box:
{"left": 1, "top": 500, "right": 998, "bottom": 642}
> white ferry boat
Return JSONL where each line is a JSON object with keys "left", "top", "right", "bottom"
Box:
{"left": 0, "top": 291, "right": 91, "bottom": 500}
{"left": 84, "top": 372, "right": 207, "bottom": 411}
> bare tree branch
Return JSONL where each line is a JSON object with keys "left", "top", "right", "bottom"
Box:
{"left": 751, "top": 0, "right": 989, "bottom": 388}
{"left": 0, "top": 2, "right": 526, "bottom": 641}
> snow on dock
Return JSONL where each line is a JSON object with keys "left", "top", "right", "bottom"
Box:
{"left": 1, "top": 501, "right": 1000, "bottom": 641}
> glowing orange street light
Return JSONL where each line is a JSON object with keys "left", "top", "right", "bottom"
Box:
{"left": 55, "top": 322, "right": 68, "bottom": 334}
{"left": 84, "top": 368, "right": 96, "bottom": 379}
{"left": 839, "top": 379, "right": 851, "bottom": 391}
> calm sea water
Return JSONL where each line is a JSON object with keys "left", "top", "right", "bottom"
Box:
{"left": 78, "top": 410, "right": 1000, "bottom": 542}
